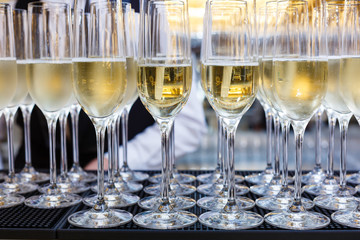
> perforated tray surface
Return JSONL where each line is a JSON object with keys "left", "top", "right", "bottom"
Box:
{"left": 1, "top": 170, "right": 360, "bottom": 239}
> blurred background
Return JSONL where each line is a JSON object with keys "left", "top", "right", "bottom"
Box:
{"left": 0, "top": 0, "right": 358, "bottom": 172}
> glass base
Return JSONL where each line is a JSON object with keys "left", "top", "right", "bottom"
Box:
{"left": 302, "top": 177, "right": 341, "bottom": 196}
{"left": 197, "top": 196, "right": 254, "bottom": 211}
{"left": 120, "top": 171, "right": 149, "bottom": 182}
{"left": 83, "top": 193, "right": 139, "bottom": 208}
{"left": 25, "top": 193, "right": 82, "bottom": 209}
{"left": 0, "top": 194, "right": 25, "bottom": 208}
{"left": 250, "top": 184, "right": 293, "bottom": 196}
{"left": 197, "top": 183, "right": 249, "bottom": 196}
{"left": 138, "top": 195, "right": 195, "bottom": 210}
{"left": 149, "top": 173, "right": 196, "bottom": 184}
{"left": 196, "top": 172, "right": 221, "bottom": 184}
{"left": 332, "top": 210, "right": 360, "bottom": 228}
{"left": 39, "top": 182, "right": 89, "bottom": 194}
{"left": 199, "top": 210, "right": 263, "bottom": 230}
{"left": 0, "top": 181, "right": 38, "bottom": 194}
{"left": 92, "top": 181, "right": 143, "bottom": 194}
{"left": 346, "top": 172, "right": 360, "bottom": 185}
{"left": 264, "top": 210, "right": 330, "bottom": 230}
{"left": 256, "top": 196, "right": 313, "bottom": 211}
{"left": 314, "top": 193, "right": 358, "bottom": 211}
{"left": 245, "top": 172, "right": 273, "bottom": 185}
{"left": 68, "top": 208, "right": 133, "bottom": 228}
{"left": 133, "top": 210, "right": 197, "bottom": 229}
{"left": 68, "top": 165, "right": 97, "bottom": 183}
{"left": 16, "top": 166, "right": 49, "bottom": 183}
{"left": 302, "top": 169, "right": 326, "bottom": 185}
{"left": 144, "top": 183, "right": 196, "bottom": 196}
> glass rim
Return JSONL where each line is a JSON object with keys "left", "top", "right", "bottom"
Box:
{"left": 13, "top": 8, "right": 27, "bottom": 13}
{"left": 0, "top": 3, "right": 11, "bottom": 11}
{"left": 28, "top": 1, "right": 70, "bottom": 9}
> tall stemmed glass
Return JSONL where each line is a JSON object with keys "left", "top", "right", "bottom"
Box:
{"left": 264, "top": 1, "right": 330, "bottom": 229}
{"left": 68, "top": 1, "right": 133, "bottom": 228}
{"left": 256, "top": 2, "right": 315, "bottom": 211}
{"left": 67, "top": 11, "right": 96, "bottom": 184}
{"left": 133, "top": 0, "right": 197, "bottom": 229}
{"left": 250, "top": 1, "right": 291, "bottom": 197}
{"left": 313, "top": 2, "right": 357, "bottom": 211}
{"left": 114, "top": 3, "right": 149, "bottom": 181}
{"left": 84, "top": 1, "right": 140, "bottom": 208}
{"left": 16, "top": 10, "right": 49, "bottom": 184}
{"left": 198, "top": 0, "right": 263, "bottom": 229}
{"left": 0, "top": 8, "right": 38, "bottom": 195}
{"left": 332, "top": 2, "right": 360, "bottom": 228}
{"left": 25, "top": 2, "right": 82, "bottom": 209}
{"left": 0, "top": 3, "right": 26, "bottom": 207}
{"left": 245, "top": 6, "right": 274, "bottom": 185}
{"left": 118, "top": 7, "right": 149, "bottom": 183}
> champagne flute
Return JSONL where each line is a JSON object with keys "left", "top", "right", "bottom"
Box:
{"left": 0, "top": 3, "right": 26, "bottom": 207}
{"left": 332, "top": 1, "right": 360, "bottom": 228}
{"left": 118, "top": 7, "right": 149, "bottom": 183}
{"left": 198, "top": 0, "right": 263, "bottom": 229}
{"left": 256, "top": 2, "right": 316, "bottom": 211}
{"left": 25, "top": 2, "right": 82, "bottom": 209}
{"left": 132, "top": 0, "right": 197, "bottom": 229}
{"left": 67, "top": 9, "right": 96, "bottom": 184}
{"left": 0, "top": 8, "right": 38, "bottom": 195}
{"left": 84, "top": 2, "right": 140, "bottom": 208}
{"left": 15, "top": 9, "right": 49, "bottom": 183}
{"left": 264, "top": 1, "right": 330, "bottom": 229}
{"left": 313, "top": 2, "right": 357, "bottom": 211}
{"left": 68, "top": 1, "right": 133, "bottom": 228}
{"left": 245, "top": 6, "right": 274, "bottom": 185}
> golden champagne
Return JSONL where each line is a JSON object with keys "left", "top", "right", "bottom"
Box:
{"left": 28, "top": 60, "right": 73, "bottom": 113}
{"left": 124, "top": 57, "right": 138, "bottom": 107}
{"left": 0, "top": 59, "right": 17, "bottom": 110}
{"left": 323, "top": 57, "right": 350, "bottom": 114}
{"left": 73, "top": 58, "right": 127, "bottom": 118}
{"left": 273, "top": 59, "right": 328, "bottom": 121}
{"left": 259, "top": 59, "right": 282, "bottom": 112}
{"left": 137, "top": 64, "right": 192, "bottom": 119}
{"left": 9, "top": 60, "right": 29, "bottom": 107}
{"left": 340, "top": 57, "right": 360, "bottom": 116}
{"left": 201, "top": 63, "right": 258, "bottom": 118}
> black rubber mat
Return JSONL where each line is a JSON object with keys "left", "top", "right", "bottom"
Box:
{"left": 1, "top": 171, "right": 360, "bottom": 239}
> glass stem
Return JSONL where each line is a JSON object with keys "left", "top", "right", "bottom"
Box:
{"left": 59, "top": 112, "right": 68, "bottom": 176}
{"left": 4, "top": 108, "right": 16, "bottom": 181}
{"left": 20, "top": 105, "right": 34, "bottom": 168}
{"left": 116, "top": 114, "right": 122, "bottom": 174}
{"left": 326, "top": 112, "right": 336, "bottom": 178}
{"left": 339, "top": 115, "right": 351, "bottom": 189}
{"left": 158, "top": 119, "right": 173, "bottom": 207}
{"left": 265, "top": 109, "right": 273, "bottom": 171}
{"left": 223, "top": 118, "right": 240, "bottom": 210}
{"left": 121, "top": 109, "right": 129, "bottom": 170}
{"left": 111, "top": 118, "right": 118, "bottom": 176}
{"left": 70, "top": 105, "right": 80, "bottom": 168}
{"left": 289, "top": 124, "right": 307, "bottom": 213}
{"left": 315, "top": 109, "right": 323, "bottom": 169}
{"left": 94, "top": 122, "right": 107, "bottom": 211}
{"left": 273, "top": 115, "right": 281, "bottom": 179}
{"left": 281, "top": 119, "right": 290, "bottom": 187}
{"left": 46, "top": 116, "right": 58, "bottom": 189}
{"left": 170, "top": 123, "right": 176, "bottom": 174}
{"left": 216, "top": 115, "right": 222, "bottom": 174}
{"left": 107, "top": 124, "right": 114, "bottom": 186}
{"left": 222, "top": 123, "right": 228, "bottom": 188}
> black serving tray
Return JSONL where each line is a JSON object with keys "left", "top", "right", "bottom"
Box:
{"left": 0, "top": 170, "right": 360, "bottom": 239}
